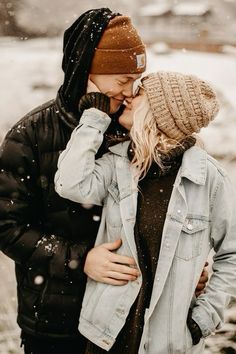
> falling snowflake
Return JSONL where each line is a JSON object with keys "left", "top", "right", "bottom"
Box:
{"left": 34, "top": 275, "right": 44, "bottom": 285}
{"left": 93, "top": 215, "right": 100, "bottom": 222}
{"left": 68, "top": 260, "right": 79, "bottom": 270}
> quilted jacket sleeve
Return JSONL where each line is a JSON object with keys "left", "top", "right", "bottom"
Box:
{"left": 0, "top": 120, "right": 89, "bottom": 280}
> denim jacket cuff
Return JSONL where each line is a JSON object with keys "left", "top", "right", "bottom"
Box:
{"left": 191, "top": 305, "right": 219, "bottom": 337}
{"left": 79, "top": 108, "right": 111, "bottom": 133}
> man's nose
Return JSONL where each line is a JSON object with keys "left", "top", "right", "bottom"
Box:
{"left": 122, "top": 82, "right": 134, "bottom": 98}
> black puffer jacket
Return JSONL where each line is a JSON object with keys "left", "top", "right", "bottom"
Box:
{"left": 0, "top": 8, "right": 120, "bottom": 339}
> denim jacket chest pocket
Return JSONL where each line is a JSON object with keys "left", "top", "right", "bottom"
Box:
{"left": 105, "top": 182, "right": 122, "bottom": 228}
{"left": 175, "top": 216, "right": 209, "bottom": 261}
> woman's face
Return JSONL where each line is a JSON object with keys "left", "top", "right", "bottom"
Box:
{"left": 118, "top": 88, "right": 146, "bottom": 131}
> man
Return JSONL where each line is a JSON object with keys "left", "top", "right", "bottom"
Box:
{"left": 0, "top": 8, "right": 207, "bottom": 354}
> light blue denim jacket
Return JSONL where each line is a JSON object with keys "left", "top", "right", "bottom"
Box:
{"left": 55, "top": 108, "right": 236, "bottom": 354}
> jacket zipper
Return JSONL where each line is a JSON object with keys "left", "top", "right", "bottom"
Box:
{"left": 35, "top": 279, "right": 49, "bottom": 330}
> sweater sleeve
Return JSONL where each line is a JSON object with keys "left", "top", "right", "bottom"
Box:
{"left": 55, "top": 108, "right": 114, "bottom": 206}
{"left": 0, "top": 122, "right": 91, "bottom": 280}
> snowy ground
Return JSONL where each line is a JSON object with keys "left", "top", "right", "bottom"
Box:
{"left": 0, "top": 37, "right": 236, "bottom": 353}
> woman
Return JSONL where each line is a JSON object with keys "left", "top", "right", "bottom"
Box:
{"left": 55, "top": 71, "right": 236, "bottom": 354}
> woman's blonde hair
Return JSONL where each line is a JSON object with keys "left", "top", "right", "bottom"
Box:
{"left": 129, "top": 94, "right": 184, "bottom": 179}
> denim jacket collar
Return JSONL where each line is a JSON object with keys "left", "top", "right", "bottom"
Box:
{"left": 109, "top": 142, "right": 207, "bottom": 186}
{"left": 180, "top": 146, "right": 207, "bottom": 186}
{"left": 109, "top": 141, "right": 130, "bottom": 157}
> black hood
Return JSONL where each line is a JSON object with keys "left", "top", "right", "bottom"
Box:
{"left": 58, "top": 8, "right": 119, "bottom": 116}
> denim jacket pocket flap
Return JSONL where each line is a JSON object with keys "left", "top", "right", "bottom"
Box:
{"left": 182, "top": 218, "right": 209, "bottom": 235}
{"left": 176, "top": 217, "right": 209, "bottom": 260}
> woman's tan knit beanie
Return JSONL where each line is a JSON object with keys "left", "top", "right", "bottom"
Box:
{"left": 141, "top": 71, "right": 219, "bottom": 140}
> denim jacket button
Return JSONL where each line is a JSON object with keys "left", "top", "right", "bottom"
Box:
{"left": 131, "top": 279, "right": 140, "bottom": 287}
{"left": 116, "top": 308, "right": 125, "bottom": 315}
{"left": 187, "top": 223, "right": 193, "bottom": 230}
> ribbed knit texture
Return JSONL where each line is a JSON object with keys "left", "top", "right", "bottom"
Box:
{"left": 78, "top": 92, "right": 110, "bottom": 114}
{"left": 142, "top": 71, "right": 219, "bottom": 140}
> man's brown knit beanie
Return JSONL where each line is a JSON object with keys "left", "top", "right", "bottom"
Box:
{"left": 141, "top": 71, "right": 219, "bottom": 140}
{"left": 90, "top": 16, "right": 146, "bottom": 74}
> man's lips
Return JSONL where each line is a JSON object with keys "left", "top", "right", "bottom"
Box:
{"left": 112, "top": 98, "right": 124, "bottom": 104}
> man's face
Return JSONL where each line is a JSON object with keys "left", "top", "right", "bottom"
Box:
{"left": 89, "top": 73, "right": 142, "bottom": 113}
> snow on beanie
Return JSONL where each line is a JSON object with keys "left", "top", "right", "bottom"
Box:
{"left": 90, "top": 16, "right": 146, "bottom": 74}
{"left": 141, "top": 71, "right": 219, "bottom": 140}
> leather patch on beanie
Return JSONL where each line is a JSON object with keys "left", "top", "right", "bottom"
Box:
{"left": 136, "top": 53, "right": 146, "bottom": 69}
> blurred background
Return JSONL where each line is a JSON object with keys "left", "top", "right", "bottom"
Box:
{"left": 0, "top": 0, "right": 236, "bottom": 353}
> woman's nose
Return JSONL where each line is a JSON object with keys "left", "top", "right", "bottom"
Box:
{"left": 125, "top": 97, "right": 133, "bottom": 104}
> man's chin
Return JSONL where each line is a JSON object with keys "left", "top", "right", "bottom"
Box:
{"left": 110, "top": 98, "right": 125, "bottom": 114}
{"left": 110, "top": 105, "right": 122, "bottom": 114}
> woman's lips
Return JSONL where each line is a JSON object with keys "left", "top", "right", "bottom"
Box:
{"left": 123, "top": 105, "right": 131, "bottom": 111}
